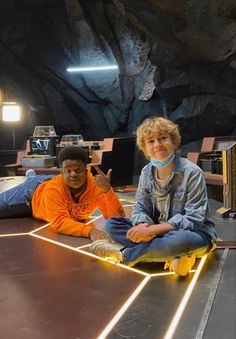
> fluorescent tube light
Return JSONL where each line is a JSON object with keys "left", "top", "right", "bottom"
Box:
{"left": 67, "top": 65, "right": 118, "bottom": 72}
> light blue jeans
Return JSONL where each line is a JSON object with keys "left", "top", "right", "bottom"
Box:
{"left": 0, "top": 175, "right": 53, "bottom": 218}
{"left": 105, "top": 217, "right": 212, "bottom": 265}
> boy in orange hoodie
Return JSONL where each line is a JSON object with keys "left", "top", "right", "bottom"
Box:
{"left": 0, "top": 146, "right": 125, "bottom": 241}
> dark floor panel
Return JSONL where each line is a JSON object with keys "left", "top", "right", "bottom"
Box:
{"left": 210, "top": 199, "right": 236, "bottom": 241}
{"left": 108, "top": 272, "right": 195, "bottom": 339}
{"left": 35, "top": 226, "right": 91, "bottom": 247}
{"left": 214, "top": 214, "right": 236, "bottom": 241}
{"left": 34, "top": 215, "right": 110, "bottom": 248}
{"left": 0, "top": 217, "right": 46, "bottom": 234}
{"left": 173, "top": 251, "right": 225, "bottom": 339}
{"left": 203, "top": 250, "right": 236, "bottom": 339}
{"left": 0, "top": 235, "right": 143, "bottom": 339}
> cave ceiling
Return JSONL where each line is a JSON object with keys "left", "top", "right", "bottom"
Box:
{"left": 0, "top": 0, "right": 235, "bottom": 147}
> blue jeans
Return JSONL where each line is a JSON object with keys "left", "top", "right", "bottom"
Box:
{"left": 0, "top": 175, "right": 53, "bottom": 218}
{"left": 105, "top": 217, "right": 212, "bottom": 265}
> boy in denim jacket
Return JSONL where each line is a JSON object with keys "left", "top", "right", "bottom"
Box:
{"left": 90, "top": 117, "right": 217, "bottom": 276}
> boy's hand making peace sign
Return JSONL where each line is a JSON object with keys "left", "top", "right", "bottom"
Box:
{"left": 93, "top": 165, "right": 112, "bottom": 192}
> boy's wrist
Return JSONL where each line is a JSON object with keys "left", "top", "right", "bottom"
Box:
{"left": 102, "top": 184, "right": 111, "bottom": 193}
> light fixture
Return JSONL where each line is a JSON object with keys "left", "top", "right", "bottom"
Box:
{"left": 2, "top": 101, "right": 22, "bottom": 149}
{"left": 67, "top": 65, "right": 118, "bottom": 72}
{"left": 2, "top": 102, "right": 21, "bottom": 122}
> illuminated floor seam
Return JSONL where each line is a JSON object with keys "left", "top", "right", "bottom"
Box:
{"left": 96, "top": 258, "right": 204, "bottom": 339}
{"left": 29, "top": 223, "right": 50, "bottom": 234}
{"left": 97, "top": 276, "right": 151, "bottom": 339}
{"left": 0, "top": 222, "right": 50, "bottom": 237}
{"left": 0, "top": 232, "right": 29, "bottom": 237}
{"left": 76, "top": 244, "right": 91, "bottom": 249}
{"left": 30, "top": 231, "right": 179, "bottom": 277}
{"left": 0, "top": 227, "right": 198, "bottom": 278}
{"left": 163, "top": 255, "right": 208, "bottom": 339}
{"left": 30, "top": 232, "right": 150, "bottom": 276}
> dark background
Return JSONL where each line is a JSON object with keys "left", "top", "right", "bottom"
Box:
{"left": 0, "top": 0, "right": 235, "bottom": 155}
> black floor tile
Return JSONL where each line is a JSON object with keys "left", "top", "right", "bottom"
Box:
{"left": 0, "top": 217, "right": 46, "bottom": 234}
{"left": 0, "top": 235, "right": 143, "bottom": 339}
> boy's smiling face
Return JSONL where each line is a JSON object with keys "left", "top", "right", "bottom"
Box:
{"left": 62, "top": 159, "right": 87, "bottom": 189}
{"left": 144, "top": 132, "right": 177, "bottom": 160}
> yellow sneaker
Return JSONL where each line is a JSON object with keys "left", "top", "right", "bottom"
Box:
{"left": 166, "top": 255, "right": 196, "bottom": 276}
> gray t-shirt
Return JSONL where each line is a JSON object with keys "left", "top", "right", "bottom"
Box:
{"left": 154, "top": 171, "right": 173, "bottom": 223}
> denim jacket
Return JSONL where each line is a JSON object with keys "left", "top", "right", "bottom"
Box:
{"left": 132, "top": 155, "right": 217, "bottom": 244}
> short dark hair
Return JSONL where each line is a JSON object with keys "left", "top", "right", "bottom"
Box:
{"left": 58, "top": 146, "right": 88, "bottom": 166}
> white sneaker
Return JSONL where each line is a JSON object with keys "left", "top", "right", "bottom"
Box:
{"left": 25, "top": 169, "right": 36, "bottom": 178}
{"left": 89, "top": 240, "right": 124, "bottom": 263}
{"left": 165, "top": 255, "right": 196, "bottom": 276}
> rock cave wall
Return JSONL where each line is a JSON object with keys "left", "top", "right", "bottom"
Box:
{"left": 0, "top": 0, "right": 235, "bottom": 153}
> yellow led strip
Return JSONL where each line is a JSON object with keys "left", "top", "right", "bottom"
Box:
{"left": 163, "top": 255, "right": 207, "bottom": 339}
{"left": 150, "top": 269, "right": 196, "bottom": 277}
{"left": 30, "top": 232, "right": 173, "bottom": 277}
{"left": 97, "top": 276, "right": 151, "bottom": 339}
{"left": 86, "top": 215, "right": 103, "bottom": 224}
{"left": 0, "top": 222, "right": 49, "bottom": 237}
{"left": 30, "top": 232, "right": 90, "bottom": 253}
{"left": 29, "top": 223, "right": 50, "bottom": 234}
{"left": 72, "top": 247, "right": 149, "bottom": 276}
{"left": 0, "top": 232, "right": 29, "bottom": 237}
{"left": 30, "top": 232, "right": 148, "bottom": 276}
{"left": 76, "top": 244, "right": 91, "bottom": 249}
{"left": 119, "top": 197, "right": 136, "bottom": 203}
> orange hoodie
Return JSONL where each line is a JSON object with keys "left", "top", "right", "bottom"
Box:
{"left": 32, "top": 168, "right": 125, "bottom": 237}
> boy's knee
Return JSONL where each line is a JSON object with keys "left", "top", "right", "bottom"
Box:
{"left": 105, "top": 217, "right": 118, "bottom": 233}
{"left": 105, "top": 216, "right": 131, "bottom": 234}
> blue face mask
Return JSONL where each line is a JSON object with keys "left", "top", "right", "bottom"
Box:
{"left": 150, "top": 153, "right": 175, "bottom": 168}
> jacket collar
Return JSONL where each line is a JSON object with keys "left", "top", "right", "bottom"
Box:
{"left": 143, "top": 154, "right": 184, "bottom": 179}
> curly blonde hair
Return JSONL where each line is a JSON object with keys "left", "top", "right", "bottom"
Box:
{"left": 136, "top": 117, "right": 181, "bottom": 154}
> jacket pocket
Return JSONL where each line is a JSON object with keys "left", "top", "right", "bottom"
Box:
{"left": 171, "top": 189, "right": 185, "bottom": 214}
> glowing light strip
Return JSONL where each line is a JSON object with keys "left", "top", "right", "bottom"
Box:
{"left": 86, "top": 215, "right": 103, "bottom": 224}
{"left": 30, "top": 233, "right": 147, "bottom": 276}
{"left": 31, "top": 228, "right": 192, "bottom": 280}
{"left": 30, "top": 233, "right": 82, "bottom": 253}
{"left": 77, "top": 248, "right": 148, "bottom": 276}
{"left": 146, "top": 271, "right": 184, "bottom": 278}
{"left": 76, "top": 244, "right": 91, "bottom": 249}
{"left": 119, "top": 198, "right": 136, "bottom": 203}
{"left": 29, "top": 222, "right": 199, "bottom": 278}
{"left": 163, "top": 255, "right": 208, "bottom": 339}
{"left": 97, "top": 276, "right": 151, "bottom": 339}
{"left": 0, "top": 232, "right": 29, "bottom": 237}
{"left": 29, "top": 223, "right": 50, "bottom": 234}
{"left": 151, "top": 271, "right": 179, "bottom": 277}
{"left": 195, "top": 249, "right": 228, "bottom": 339}
{"left": 67, "top": 65, "right": 118, "bottom": 72}
{"left": 113, "top": 262, "right": 148, "bottom": 276}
